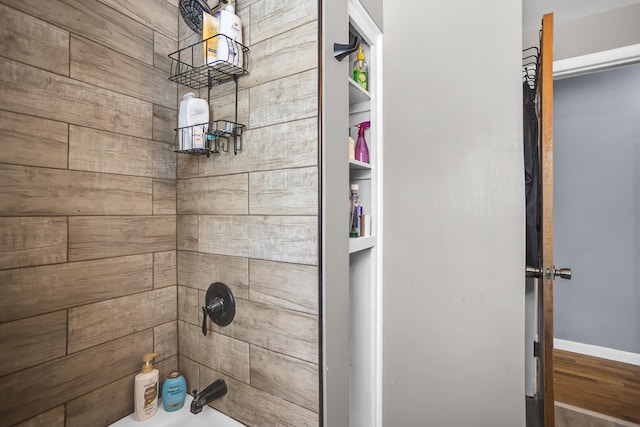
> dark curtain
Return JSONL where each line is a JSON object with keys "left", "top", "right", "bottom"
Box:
{"left": 523, "top": 82, "right": 539, "bottom": 268}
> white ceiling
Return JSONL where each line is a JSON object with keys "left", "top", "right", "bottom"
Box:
{"left": 523, "top": 0, "right": 640, "bottom": 31}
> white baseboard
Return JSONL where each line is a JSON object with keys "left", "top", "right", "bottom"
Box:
{"left": 554, "top": 339, "right": 640, "bottom": 367}
{"left": 553, "top": 43, "right": 640, "bottom": 79}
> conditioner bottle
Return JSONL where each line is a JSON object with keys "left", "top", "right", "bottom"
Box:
{"left": 134, "top": 353, "right": 159, "bottom": 421}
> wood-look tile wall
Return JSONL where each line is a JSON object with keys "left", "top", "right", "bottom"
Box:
{"left": 176, "top": 1, "right": 320, "bottom": 425}
{"left": 0, "top": 1, "right": 178, "bottom": 425}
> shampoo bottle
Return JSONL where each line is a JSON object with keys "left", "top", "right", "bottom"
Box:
{"left": 134, "top": 353, "right": 159, "bottom": 421}
{"left": 178, "top": 92, "right": 209, "bottom": 151}
{"left": 161, "top": 371, "right": 187, "bottom": 412}
{"left": 218, "top": 0, "right": 243, "bottom": 68}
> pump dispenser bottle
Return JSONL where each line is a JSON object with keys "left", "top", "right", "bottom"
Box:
{"left": 354, "top": 121, "right": 370, "bottom": 164}
{"left": 134, "top": 353, "right": 159, "bottom": 421}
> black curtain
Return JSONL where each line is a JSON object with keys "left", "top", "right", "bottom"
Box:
{"left": 523, "top": 82, "right": 539, "bottom": 268}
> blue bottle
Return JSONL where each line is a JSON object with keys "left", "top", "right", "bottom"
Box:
{"left": 161, "top": 371, "right": 187, "bottom": 412}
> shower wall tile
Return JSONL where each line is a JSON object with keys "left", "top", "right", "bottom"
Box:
{"left": 178, "top": 174, "right": 249, "bottom": 215}
{"left": 68, "top": 215, "right": 175, "bottom": 261}
{"left": 0, "top": 4, "right": 69, "bottom": 75}
{"left": 0, "top": 330, "right": 153, "bottom": 426}
{"left": 0, "top": 254, "right": 153, "bottom": 322}
{"left": 154, "top": 250, "right": 177, "bottom": 288}
{"left": 154, "top": 321, "right": 178, "bottom": 361}
{"left": 0, "top": 0, "right": 155, "bottom": 64}
{"left": 211, "top": 299, "right": 318, "bottom": 364}
{"left": 67, "top": 287, "right": 176, "bottom": 353}
{"left": 250, "top": 0, "right": 317, "bottom": 44}
{"left": 0, "top": 217, "right": 67, "bottom": 270}
{"left": 65, "top": 375, "right": 132, "bottom": 427}
{"left": 70, "top": 36, "right": 176, "bottom": 109}
{"left": 96, "top": 0, "right": 178, "bottom": 39}
{"left": 0, "top": 110, "right": 68, "bottom": 170}
{"left": 199, "top": 366, "right": 319, "bottom": 427}
{"left": 177, "top": 251, "right": 249, "bottom": 297}
{"left": 249, "top": 259, "right": 318, "bottom": 315}
{"left": 15, "top": 406, "right": 65, "bottom": 427}
{"left": 153, "top": 104, "right": 178, "bottom": 145}
{"left": 250, "top": 345, "right": 319, "bottom": 412}
{"left": 69, "top": 126, "right": 176, "bottom": 179}
{"left": 0, "top": 164, "right": 153, "bottom": 216}
{"left": 177, "top": 215, "right": 199, "bottom": 251}
{"left": 0, "top": 312, "right": 67, "bottom": 377}
{"left": 0, "top": 58, "right": 153, "bottom": 140}
{"left": 178, "top": 285, "right": 199, "bottom": 325}
{"left": 198, "top": 215, "right": 318, "bottom": 265}
{"left": 153, "top": 31, "right": 177, "bottom": 73}
{"left": 178, "top": 321, "right": 250, "bottom": 383}
{"left": 153, "top": 179, "right": 177, "bottom": 215}
{"left": 249, "top": 167, "right": 318, "bottom": 215}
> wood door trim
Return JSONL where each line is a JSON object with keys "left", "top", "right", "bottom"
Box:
{"left": 540, "top": 12, "right": 555, "bottom": 427}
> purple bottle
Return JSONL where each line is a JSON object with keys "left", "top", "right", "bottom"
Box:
{"left": 354, "top": 121, "right": 370, "bottom": 163}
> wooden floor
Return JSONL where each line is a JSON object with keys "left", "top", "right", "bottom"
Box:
{"left": 554, "top": 349, "right": 640, "bottom": 424}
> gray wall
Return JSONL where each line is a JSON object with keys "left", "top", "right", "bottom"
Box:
{"left": 554, "top": 63, "right": 640, "bottom": 354}
{"left": 382, "top": 0, "right": 525, "bottom": 425}
{"left": 523, "top": 2, "right": 640, "bottom": 59}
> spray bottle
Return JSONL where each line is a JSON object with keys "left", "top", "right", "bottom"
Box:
{"left": 354, "top": 121, "right": 370, "bottom": 164}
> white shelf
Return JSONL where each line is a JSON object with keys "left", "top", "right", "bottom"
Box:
{"left": 349, "top": 79, "right": 371, "bottom": 105}
{"left": 349, "top": 236, "right": 376, "bottom": 254}
{"left": 349, "top": 159, "right": 372, "bottom": 170}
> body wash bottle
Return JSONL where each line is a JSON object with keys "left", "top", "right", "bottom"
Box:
{"left": 134, "top": 353, "right": 159, "bottom": 421}
{"left": 162, "top": 371, "right": 187, "bottom": 412}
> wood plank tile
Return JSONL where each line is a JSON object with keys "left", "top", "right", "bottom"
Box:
{"left": 177, "top": 251, "right": 248, "bottom": 298}
{"left": 153, "top": 104, "right": 178, "bottom": 145}
{"left": 199, "top": 215, "right": 318, "bottom": 265}
{"left": 250, "top": 0, "right": 317, "bottom": 44}
{"left": 200, "top": 366, "right": 318, "bottom": 426}
{"left": 0, "top": 111, "right": 68, "bottom": 169}
{"left": 68, "top": 215, "right": 175, "bottom": 261}
{"left": 555, "top": 349, "right": 640, "bottom": 424}
{"left": 68, "top": 125, "right": 176, "bottom": 179}
{"left": 0, "top": 164, "right": 152, "bottom": 216}
{"left": 250, "top": 345, "right": 319, "bottom": 412}
{"left": 157, "top": 355, "right": 179, "bottom": 389}
{"left": 68, "top": 287, "right": 176, "bottom": 353}
{"left": 0, "top": 311, "right": 67, "bottom": 377}
{"left": 249, "top": 70, "right": 318, "bottom": 129}
{"left": 154, "top": 320, "right": 178, "bottom": 361}
{"left": 0, "top": 217, "right": 67, "bottom": 270}
{"left": 1, "top": 0, "right": 154, "bottom": 65}
{"left": 66, "top": 375, "right": 132, "bottom": 427}
{"left": 0, "top": 58, "right": 152, "bottom": 139}
{"left": 70, "top": 36, "right": 176, "bottom": 110}
{"left": 154, "top": 250, "right": 177, "bottom": 288}
{"left": 249, "top": 167, "right": 318, "bottom": 215}
{"left": 0, "top": 254, "right": 152, "bottom": 322}
{"left": 249, "top": 259, "right": 318, "bottom": 315}
{"left": 97, "top": 0, "right": 178, "bottom": 39}
{"left": 0, "top": 330, "right": 153, "bottom": 426}
{"left": 178, "top": 355, "right": 199, "bottom": 396}
{"left": 242, "top": 21, "right": 317, "bottom": 89}
{"left": 154, "top": 30, "right": 177, "bottom": 74}
{"left": 178, "top": 153, "right": 199, "bottom": 179}
{"left": 178, "top": 285, "right": 199, "bottom": 326}
{"left": 178, "top": 175, "right": 248, "bottom": 215}
{"left": 0, "top": 4, "right": 69, "bottom": 75}
{"left": 208, "top": 88, "right": 249, "bottom": 130}
{"left": 178, "top": 321, "right": 250, "bottom": 383}
{"left": 210, "top": 299, "right": 318, "bottom": 364}
{"left": 15, "top": 406, "right": 65, "bottom": 427}
{"left": 198, "top": 118, "right": 318, "bottom": 177}
{"left": 177, "top": 215, "right": 199, "bottom": 251}
{"left": 153, "top": 179, "right": 177, "bottom": 215}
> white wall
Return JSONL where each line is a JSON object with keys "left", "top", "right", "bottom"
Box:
{"left": 382, "top": 1, "right": 525, "bottom": 426}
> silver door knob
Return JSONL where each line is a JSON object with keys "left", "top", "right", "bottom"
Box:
{"left": 554, "top": 268, "right": 572, "bottom": 280}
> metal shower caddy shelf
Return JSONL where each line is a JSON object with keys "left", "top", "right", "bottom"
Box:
{"left": 168, "top": 34, "right": 249, "bottom": 156}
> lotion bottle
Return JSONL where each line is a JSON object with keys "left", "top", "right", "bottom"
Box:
{"left": 134, "top": 353, "right": 159, "bottom": 421}
{"left": 217, "top": 0, "right": 243, "bottom": 68}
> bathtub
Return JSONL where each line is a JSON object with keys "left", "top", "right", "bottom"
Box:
{"left": 109, "top": 394, "right": 245, "bottom": 427}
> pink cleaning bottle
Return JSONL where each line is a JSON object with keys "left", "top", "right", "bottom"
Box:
{"left": 354, "top": 121, "right": 370, "bottom": 163}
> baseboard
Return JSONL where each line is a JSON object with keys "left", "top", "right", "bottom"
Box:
{"left": 554, "top": 338, "right": 640, "bottom": 367}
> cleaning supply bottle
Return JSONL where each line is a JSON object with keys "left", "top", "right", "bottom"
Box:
{"left": 354, "top": 121, "right": 370, "bottom": 164}
{"left": 348, "top": 128, "right": 355, "bottom": 161}
{"left": 161, "top": 371, "right": 187, "bottom": 412}
{"left": 134, "top": 353, "right": 159, "bottom": 421}
{"left": 353, "top": 45, "right": 368, "bottom": 90}
{"left": 218, "top": 0, "right": 243, "bottom": 68}
{"left": 350, "top": 184, "right": 363, "bottom": 238}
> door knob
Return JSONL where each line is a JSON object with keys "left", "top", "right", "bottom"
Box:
{"left": 554, "top": 268, "right": 572, "bottom": 280}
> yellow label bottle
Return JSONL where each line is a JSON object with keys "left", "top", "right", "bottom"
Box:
{"left": 353, "top": 45, "right": 368, "bottom": 90}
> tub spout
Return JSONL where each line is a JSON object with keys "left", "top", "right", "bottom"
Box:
{"left": 190, "top": 379, "right": 227, "bottom": 414}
